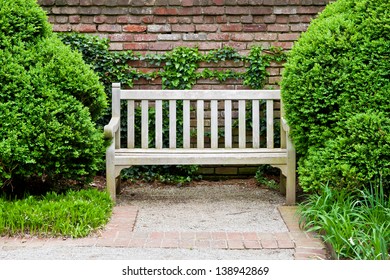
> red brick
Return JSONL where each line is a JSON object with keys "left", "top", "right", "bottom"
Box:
{"left": 202, "top": 7, "right": 224, "bottom": 15}
{"left": 213, "top": 0, "right": 224, "bottom": 5}
{"left": 123, "top": 25, "right": 147, "bottom": 32}
{"left": 73, "top": 24, "right": 96, "bottom": 32}
{"left": 116, "top": 16, "right": 130, "bottom": 23}
{"left": 220, "top": 24, "right": 242, "bottom": 32}
{"left": 168, "top": 17, "right": 180, "bottom": 24}
{"left": 153, "top": 8, "right": 178, "bottom": 15}
{"left": 134, "top": 34, "right": 157, "bottom": 41}
{"left": 98, "top": 24, "right": 121, "bottom": 32}
{"left": 52, "top": 24, "right": 71, "bottom": 32}
{"left": 182, "top": 0, "right": 194, "bottom": 6}
{"left": 158, "top": 34, "right": 181, "bottom": 41}
{"left": 224, "top": 42, "right": 247, "bottom": 50}
{"left": 241, "top": 15, "right": 253, "bottom": 23}
{"left": 243, "top": 24, "right": 267, "bottom": 32}
{"left": 263, "top": 15, "right": 277, "bottom": 23}
{"left": 226, "top": 7, "right": 250, "bottom": 15}
{"left": 198, "top": 42, "right": 223, "bottom": 50}
{"left": 274, "top": 7, "right": 297, "bottom": 15}
{"left": 69, "top": 15, "right": 81, "bottom": 23}
{"left": 268, "top": 24, "right": 290, "bottom": 32}
{"left": 231, "top": 34, "right": 253, "bottom": 41}
{"left": 254, "top": 33, "right": 278, "bottom": 41}
{"left": 251, "top": 7, "right": 273, "bottom": 15}
{"left": 80, "top": 0, "right": 93, "bottom": 5}
{"left": 216, "top": 16, "right": 228, "bottom": 23}
{"left": 278, "top": 33, "right": 300, "bottom": 41}
{"left": 297, "top": 6, "right": 323, "bottom": 14}
{"left": 261, "top": 239, "right": 278, "bottom": 249}
{"left": 149, "top": 42, "right": 173, "bottom": 51}
{"left": 207, "top": 33, "right": 230, "bottom": 41}
{"left": 181, "top": 7, "right": 203, "bottom": 16}
{"left": 147, "top": 24, "right": 171, "bottom": 33}
{"left": 172, "top": 25, "right": 195, "bottom": 32}
{"left": 276, "top": 15, "right": 290, "bottom": 24}
{"left": 93, "top": 15, "right": 106, "bottom": 23}
{"left": 123, "top": 43, "right": 148, "bottom": 50}
{"left": 141, "top": 16, "right": 154, "bottom": 24}
{"left": 196, "top": 25, "right": 218, "bottom": 32}
{"left": 109, "top": 34, "right": 135, "bottom": 42}
{"left": 291, "top": 23, "right": 309, "bottom": 32}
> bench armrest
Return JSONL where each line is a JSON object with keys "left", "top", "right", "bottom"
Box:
{"left": 281, "top": 117, "right": 290, "bottom": 133}
{"left": 104, "top": 117, "right": 120, "bottom": 139}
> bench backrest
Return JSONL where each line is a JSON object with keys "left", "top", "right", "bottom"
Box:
{"left": 111, "top": 83, "right": 285, "bottom": 150}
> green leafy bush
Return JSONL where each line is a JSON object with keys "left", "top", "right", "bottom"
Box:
{"left": 0, "top": 0, "right": 107, "bottom": 192}
{"left": 281, "top": 0, "right": 390, "bottom": 191}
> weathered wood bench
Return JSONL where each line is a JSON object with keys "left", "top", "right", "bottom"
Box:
{"left": 104, "top": 83, "right": 296, "bottom": 205}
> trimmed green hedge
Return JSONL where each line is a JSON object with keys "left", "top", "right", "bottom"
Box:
{"left": 281, "top": 0, "right": 390, "bottom": 192}
{"left": 0, "top": 0, "right": 107, "bottom": 192}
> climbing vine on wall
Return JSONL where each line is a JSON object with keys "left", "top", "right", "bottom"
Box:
{"left": 59, "top": 33, "right": 286, "bottom": 92}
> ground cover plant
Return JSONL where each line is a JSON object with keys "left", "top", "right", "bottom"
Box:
{"left": 0, "top": 189, "right": 113, "bottom": 238}
{"left": 299, "top": 182, "right": 390, "bottom": 260}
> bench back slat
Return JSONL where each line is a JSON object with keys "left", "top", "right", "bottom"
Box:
{"left": 169, "top": 100, "right": 177, "bottom": 149}
{"left": 141, "top": 100, "right": 149, "bottom": 149}
{"left": 266, "top": 100, "right": 274, "bottom": 149}
{"left": 252, "top": 100, "right": 260, "bottom": 149}
{"left": 211, "top": 100, "right": 218, "bottom": 149}
{"left": 224, "top": 100, "right": 233, "bottom": 149}
{"left": 127, "top": 100, "right": 135, "bottom": 148}
{"left": 238, "top": 100, "right": 246, "bottom": 149}
{"left": 197, "top": 100, "right": 205, "bottom": 149}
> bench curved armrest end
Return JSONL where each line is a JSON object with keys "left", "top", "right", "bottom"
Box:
{"left": 281, "top": 117, "right": 290, "bottom": 133}
{"left": 104, "top": 117, "right": 120, "bottom": 139}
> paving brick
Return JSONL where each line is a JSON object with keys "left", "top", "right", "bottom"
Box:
{"left": 161, "top": 239, "right": 179, "bottom": 248}
{"left": 210, "top": 240, "right": 228, "bottom": 249}
{"left": 244, "top": 240, "right": 262, "bottom": 249}
{"left": 261, "top": 239, "right": 278, "bottom": 249}
{"left": 228, "top": 240, "right": 245, "bottom": 249}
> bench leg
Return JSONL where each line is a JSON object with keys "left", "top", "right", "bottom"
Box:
{"left": 286, "top": 135, "right": 296, "bottom": 205}
{"left": 106, "top": 141, "right": 116, "bottom": 202}
{"left": 279, "top": 174, "right": 286, "bottom": 195}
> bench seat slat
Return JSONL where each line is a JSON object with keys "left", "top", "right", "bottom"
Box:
{"left": 114, "top": 151, "right": 287, "bottom": 166}
{"left": 115, "top": 148, "right": 287, "bottom": 154}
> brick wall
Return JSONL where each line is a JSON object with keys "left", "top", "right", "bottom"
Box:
{"left": 39, "top": 0, "right": 330, "bottom": 89}
{"left": 39, "top": 0, "right": 330, "bottom": 177}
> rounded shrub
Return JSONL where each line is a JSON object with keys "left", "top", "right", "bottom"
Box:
{"left": 281, "top": 0, "right": 390, "bottom": 192}
{"left": 0, "top": 0, "right": 107, "bottom": 193}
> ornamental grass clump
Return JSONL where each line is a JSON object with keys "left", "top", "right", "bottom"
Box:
{"left": 0, "top": 0, "right": 107, "bottom": 193}
{"left": 0, "top": 189, "right": 113, "bottom": 238}
{"left": 281, "top": 0, "right": 390, "bottom": 193}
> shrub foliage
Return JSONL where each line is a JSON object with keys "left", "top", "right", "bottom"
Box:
{"left": 0, "top": 0, "right": 107, "bottom": 193}
{"left": 281, "top": 0, "right": 390, "bottom": 192}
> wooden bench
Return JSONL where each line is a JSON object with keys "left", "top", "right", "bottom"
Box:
{"left": 104, "top": 83, "right": 296, "bottom": 205}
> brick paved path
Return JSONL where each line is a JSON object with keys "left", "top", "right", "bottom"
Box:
{"left": 0, "top": 205, "right": 329, "bottom": 260}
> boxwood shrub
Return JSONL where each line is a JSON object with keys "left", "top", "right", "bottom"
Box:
{"left": 0, "top": 0, "right": 107, "bottom": 193}
{"left": 281, "top": 0, "right": 390, "bottom": 192}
